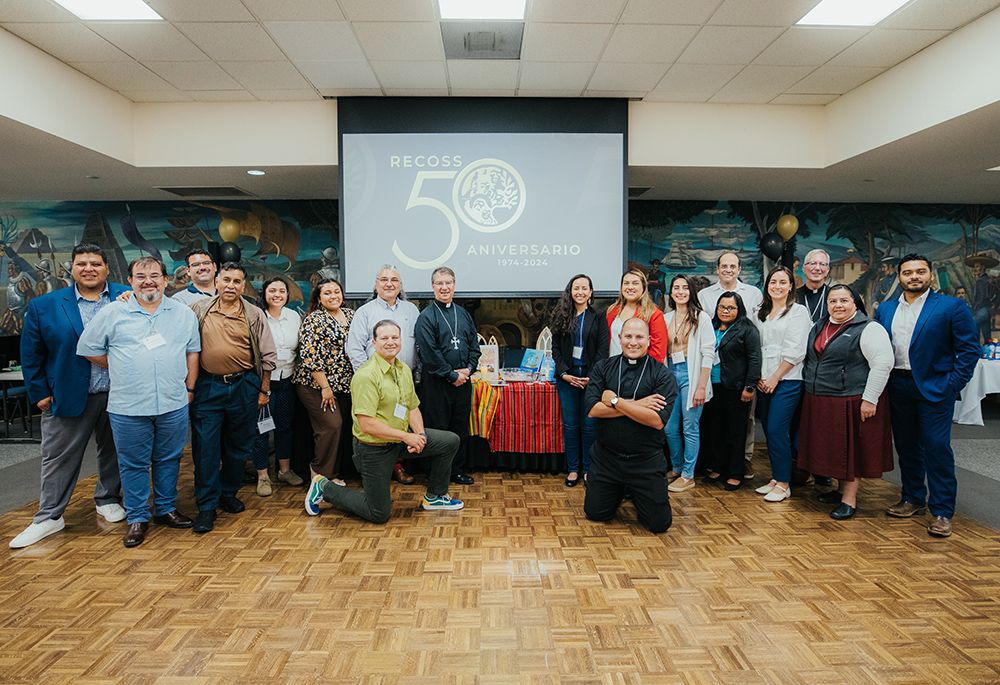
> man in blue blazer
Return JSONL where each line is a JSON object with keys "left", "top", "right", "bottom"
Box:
{"left": 10, "top": 244, "right": 128, "bottom": 549}
{"left": 874, "top": 253, "right": 980, "bottom": 538}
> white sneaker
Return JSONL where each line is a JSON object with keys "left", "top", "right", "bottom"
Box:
{"left": 764, "top": 485, "right": 791, "bottom": 502}
{"left": 10, "top": 517, "right": 66, "bottom": 548}
{"left": 96, "top": 503, "right": 126, "bottom": 523}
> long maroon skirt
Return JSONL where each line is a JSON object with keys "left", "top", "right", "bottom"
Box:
{"left": 798, "top": 392, "right": 893, "bottom": 480}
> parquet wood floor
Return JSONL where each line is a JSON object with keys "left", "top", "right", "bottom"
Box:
{"left": 2, "top": 453, "right": 1000, "bottom": 685}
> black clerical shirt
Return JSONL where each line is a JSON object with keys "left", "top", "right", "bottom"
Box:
{"left": 584, "top": 354, "right": 678, "bottom": 455}
{"left": 415, "top": 300, "right": 481, "bottom": 383}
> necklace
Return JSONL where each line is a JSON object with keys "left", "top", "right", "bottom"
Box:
{"left": 616, "top": 355, "right": 650, "bottom": 400}
{"left": 820, "top": 318, "right": 849, "bottom": 348}
{"left": 806, "top": 284, "right": 827, "bottom": 320}
{"left": 438, "top": 301, "right": 461, "bottom": 350}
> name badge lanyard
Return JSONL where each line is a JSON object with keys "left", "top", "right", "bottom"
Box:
{"left": 392, "top": 364, "right": 408, "bottom": 420}
{"left": 573, "top": 312, "right": 585, "bottom": 361}
{"left": 142, "top": 310, "right": 166, "bottom": 350}
{"left": 439, "top": 303, "right": 462, "bottom": 351}
{"left": 616, "top": 355, "right": 650, "bottom": 401}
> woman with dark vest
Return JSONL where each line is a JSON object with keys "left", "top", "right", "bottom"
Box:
{"left": 798, "top": 284, "right": 894, "bottom": 519}
{"left": 701, "top": 292, "right": 761, "bottom": 491}
{"left": 551, "top": 274, "right": 609, "bottom": 487}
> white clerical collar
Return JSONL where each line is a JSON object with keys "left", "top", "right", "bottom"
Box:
{"left": 626, "top": 357, "right": 638, "bottom": 365}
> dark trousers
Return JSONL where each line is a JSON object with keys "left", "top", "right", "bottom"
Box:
{"left": 322, "top": 428, "right": 459, "bottom": 524}
{"left": 556, "top": 371, "right": 597, "bottom": 474}
{"left": 250, "top": 376, "right": 295, "bottom": 471}
{"left": 887, "top": 374, "right": 958, "bottom": 517}
{"left": 296, "top": 384, "right": 344, "bottom": 479}
{"left": 190, "top": 372, "right": 259, "bottom": 512}
{"left": 420, "top": 374, "right": 472, "bottom": 475}
{"left": 701, "top": 388, "right": 750, "bottom": 481}
{"left": 584, "top": 441, "right": 672, "bottom": 534}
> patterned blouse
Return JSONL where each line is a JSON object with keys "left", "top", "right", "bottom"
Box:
{"left": 292, "top": 307, "right": 354, "bottom": 393}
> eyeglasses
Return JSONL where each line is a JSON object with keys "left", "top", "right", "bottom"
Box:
{"left": 132, "top": 274, "right": 163, "bottom": 282}
{"left": 188, "top": 260, "right": 214, "bottom": 268}
{"left": 432, "top": 280, "right": 455, "bottom": 287}
{"left": 717, "top": 305, "right": 738, "bottom": 312}
{"left": 377, "top": 277, "right": 401, "bottom": 284}
{"left": 804, "top": 261, "right": 829, "bottom": 268}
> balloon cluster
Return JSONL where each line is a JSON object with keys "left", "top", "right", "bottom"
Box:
{"left": 761, "top": 214, "right": 799, "bottom": 261}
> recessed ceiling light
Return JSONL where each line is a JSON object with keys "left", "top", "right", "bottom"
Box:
{"left": 439, "top": 0, "right": 526, "bottom": 20}
{"left": 988, "top": 165, "right": 1000, "bottom": 172}
{"left": 247, "top": 169, "right": 266, "bottom": 176}
{"left": 51, "top": 0, "right": 163, "bottom": 21}
{"left": 797, "top": 0, "right": 911, "bottom": 26}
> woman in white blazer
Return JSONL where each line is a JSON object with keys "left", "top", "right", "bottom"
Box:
{"left": 663, "top": 274, "right": 715, "bottom": 493}
{"left": 752, "top": 266, "right": 812, "bottom": 503}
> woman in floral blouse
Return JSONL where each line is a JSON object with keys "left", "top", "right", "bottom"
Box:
{"left": 293, "top": 278, "right": 354, "bottom": 485}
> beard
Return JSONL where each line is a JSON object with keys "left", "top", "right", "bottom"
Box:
{"left": 136, "top": 290, "right": 162, "bottom": 304}
{"left": 902, "top": 280, "right": 929, "bottom": 292}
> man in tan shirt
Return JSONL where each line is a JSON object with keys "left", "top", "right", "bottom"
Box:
{"left": 188, "top": 262, "right": 276, "bottom": 533}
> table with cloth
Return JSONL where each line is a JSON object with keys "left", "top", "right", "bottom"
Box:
{"left": 467, "top": 379, "right": 565, "bottom": 471}
{"left": 954, "top": 358, "right": 1000, "bottom": 426}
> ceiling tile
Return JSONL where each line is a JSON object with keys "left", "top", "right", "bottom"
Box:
{"left": 828, "top": 28, "right": 950, "bottom": 68}
{"left": 708, "top": 0, "right": 820, "bottom": 26}
{"left": 144, "top": 60, "right": 243, "bottom": 90}
{"left": 602, "top": 24, "right": 699, "bottom": 63}
{"left": 1, "top": 23, "right": 132, "bottom": 62}
{"left": 190, "top": 90, "right": 256, "bottom": 101}
{"left": 648, "top": 63, "right": 742, "bottom": 99}
{"left": 70, "top": 61, "right": 175, "bottom": 91}
{"left": 530, "top": 0, "right": 626, "bottom": 23}
{"left": 218, "top": 61, "right": 312, "bottom": 90}
{"left": 338, "top": 0, "right": 435, "bottom": 22}
{"left": 520, "top": 22, "right": 613, "bottom": 62}
{"left": 241, "top": 0, "right": 346, "bottom": 21}
{"left": 119, "top": 89, "right": 194, "bottom": 102}
{"left": 770, "top": 93, "right": 839, "bottom": 105}
{"left": 582, "top": 89, "right": 646, "bottom": 98}
{"left": 517, "top": 89, "right": 581, "bottom": 97}
{"left": 317, "top": 88, "right": 382, "bottom": 96}
{"left": 144, "top": 0, "right": 255, "bottom": 22}
{"left": 175, "top": 22, "right": 285, "bottom": 61}
{"left": 642, "top": 89, "right": 711, "bottom": 102}
{"left": 620, "top": 0, "right": 723, "bottom": 25}
{"left": 370, "top": 60, "right": 448, "bottom": 89}
{"left": 383, "top": 88, "right": 450, "bottom": 96}
{"left": 677, "top": 26, "right": 783, "bottom": 64}
{"left": 447, "top": 60, "right": 520, "bottom": 90}
{"left": 296, "top": 60, "right": 381, "bottom": 89}
{"left": 86, "top": 21, "right": 208, "bottom": 61}
{"left": 0, "top": 0, "right": 75, "bottom": 22}
{"left": 786, "top": 65, "right": 885, "bottom": 94}
{"left": 880, "top": 0, "right": 1000, "bottom": 30}
{"left": 248, "top": 89, "right": 320, "bottom": 100}
{"left": 752, "top": 26, "right": 868, "bottom": 66}
{"left": 709, "top": 64, "right": 814, "bottom": 103}
{"left": 264, "top": 21, "right": 365, "bottom": 61}
{"left": 588, "top": 61, "right": 669, "bottom": 91}
{"left": 450, "top": 89, "right": 517, "bottom": 96}
{"left": 352, "top": 22, "right": 444, "bottom": 61}
{"left": 518, "top": 62, "right": 594, "bottom": 90}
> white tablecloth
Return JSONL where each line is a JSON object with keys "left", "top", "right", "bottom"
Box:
{"left": 954, "top": 359, "right": 1000, "bottom": 426}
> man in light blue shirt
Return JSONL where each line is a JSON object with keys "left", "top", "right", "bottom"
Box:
{"left": 78, "top": 257, "right": 201, "bottom": 548}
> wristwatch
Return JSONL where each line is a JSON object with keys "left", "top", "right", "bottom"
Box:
{"left": 611, "top": 394, "right": 619, "bottom": 407}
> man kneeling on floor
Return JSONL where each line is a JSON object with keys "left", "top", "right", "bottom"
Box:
{"left": 584, "top": 318, "right": 678, "bottom": 533}
{"left": 306, "top": 319, "right": 462, "bottom": 522}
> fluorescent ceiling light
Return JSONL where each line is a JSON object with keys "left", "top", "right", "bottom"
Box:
{"left": 51, "top": 0, "right": 162, "bottom": 21}
{"left": 988, "top": 165, "right": 1000, "bottom": 172}
{"left": 247, "top": 169, "right": 265, "bottom": 176}
{"left": 797, "top": 0, "right": 911, "bottom": 26}
{"left": 439, "top": 0, "right": 526, "bottom": 20}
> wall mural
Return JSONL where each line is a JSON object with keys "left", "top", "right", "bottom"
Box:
{"left": 0, "top": 199, "right": 997, "bottom": 349}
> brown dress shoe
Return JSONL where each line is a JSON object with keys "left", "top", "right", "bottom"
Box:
{"left": 123, "top": 522, "right": 149, "bottom": 548}
{"left": 152, "top": 510, "right": 194, "bottom": 528}
{"left": 886, "top": 500, "right": 927, "bottom": 518}
{"left": 928, "top": 516, "right": 953, "bottom": 537}
{"left": 743, "top": 462, "right": 754, "bottom": 480}
{"left": 393, "top": 465, "right": 414, "bottom": 484}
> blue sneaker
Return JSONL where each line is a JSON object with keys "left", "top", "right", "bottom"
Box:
{"left": 305, "top": 475, "right": 327, "bottom": 516}
{"left": 422, "top": 493, "right": 464, "bottom": 511}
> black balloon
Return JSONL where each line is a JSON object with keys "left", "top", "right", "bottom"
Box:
{"left": 760, "top": 232, "right": 784, "bottom": 261}
{"left": 219, "top": 241, "right": 241, "bottom": 263}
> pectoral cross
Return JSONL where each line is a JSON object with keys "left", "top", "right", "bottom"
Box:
{"left": 451, "top": 336, "right": 461, "bottom": 350}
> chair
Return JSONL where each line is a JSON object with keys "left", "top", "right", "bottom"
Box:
{"left": 3, "top": 384, "right": 30, "bottom": 438}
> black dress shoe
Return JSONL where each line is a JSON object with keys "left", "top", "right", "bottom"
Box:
{"left": 724, "top": 481, "right": 741, "bottom": 491}
{"left": 817, "top": 490, "right": 843, "bottom": 504}
{"left": 815, "top": 475, "right": 833, "bottom": 487}
{"left": 123, "top": 522, "right": 149, "bottom": 547}
{"left": 565, "top": 476, "right": 579, "bottom": 487}
{"left": 702, "top": 474, "right": 722, "bottom": 484}
{"left": 451, "top": 473, "right": 474, "bottom": 485}
{"left": 152, "top": 510, "right": 194, "bottom": 528}
{"left": 219, "top": 496, "right": 245, "bottom": 513}
{"left": 193, "top": 510, "right": 217, "bottom": 534}
{"left": 830, "top": 502, "right": 856, "bottom": 520}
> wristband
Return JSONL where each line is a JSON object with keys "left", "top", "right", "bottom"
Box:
{"left": 320, "top": 385, "right": 330, "bottom": 389}
{"left": 187, "top": 388, "right": 194, "bottom": 393}
{"left": 420, "top": 432, "right": 427, "bottom": 437}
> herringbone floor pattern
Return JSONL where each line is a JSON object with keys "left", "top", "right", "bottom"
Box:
{"left": 2, "top": 455, "right": 1000, "bottom": 684}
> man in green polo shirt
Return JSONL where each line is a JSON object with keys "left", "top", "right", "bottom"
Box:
{"left": 305, "top": 319, "right": 462, "bottom": 522}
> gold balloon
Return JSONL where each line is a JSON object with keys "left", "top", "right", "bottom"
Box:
{"left": 218, "top": 218, "right": 241, "bottom": 243}
{"left": 776, "top": 214, "right": 799, "bottom": 240}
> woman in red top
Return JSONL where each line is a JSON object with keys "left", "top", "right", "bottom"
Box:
{"left": 605, "top": 268, "right": 667, "bottom": 363}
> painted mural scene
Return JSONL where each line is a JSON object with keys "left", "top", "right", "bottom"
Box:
{"left": 0, "top": 198, "right": 999, "bottom": 348}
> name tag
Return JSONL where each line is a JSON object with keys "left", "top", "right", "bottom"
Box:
{"left": 143, "top": 334, "right": 166, "bottom": 350}
{"left": 671, "top": 351, "right": 686, "bottom": 365}
{"left": 394, "top": 402, "right": 408, "bottom": 420}
{"left": 277, "top": 349, "right": 291, "bottom": 361}
{"left": 572, "top": 345, "right": 583, "bottom": 359}
{"left": 257, "top": 415, "right": 275, "bottom": 434}
{"left": 713, "top": 350, "right": 721, "bottom": 365}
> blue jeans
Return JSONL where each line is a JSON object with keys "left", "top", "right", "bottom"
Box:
{"left": 557, "top": 369, "right": 596, "bottom": 474}
{"left": 191, "top": 371, "right": 259, "bottom": 512}
{"left": 756, "top": 379, "right": 803, "bottom": 483}
{"left": 250, "top": 377, "right": 295, "bottom": 471}
{"left": 108, "top": 406, "right": 189, "bottom": 524}
{"left": 665, "top": 362, "right": 704, "bottom": 480}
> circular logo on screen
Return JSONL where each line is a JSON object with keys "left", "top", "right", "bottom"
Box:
{"left": 452, "top": 158, "right": 526, "bottom": 233}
